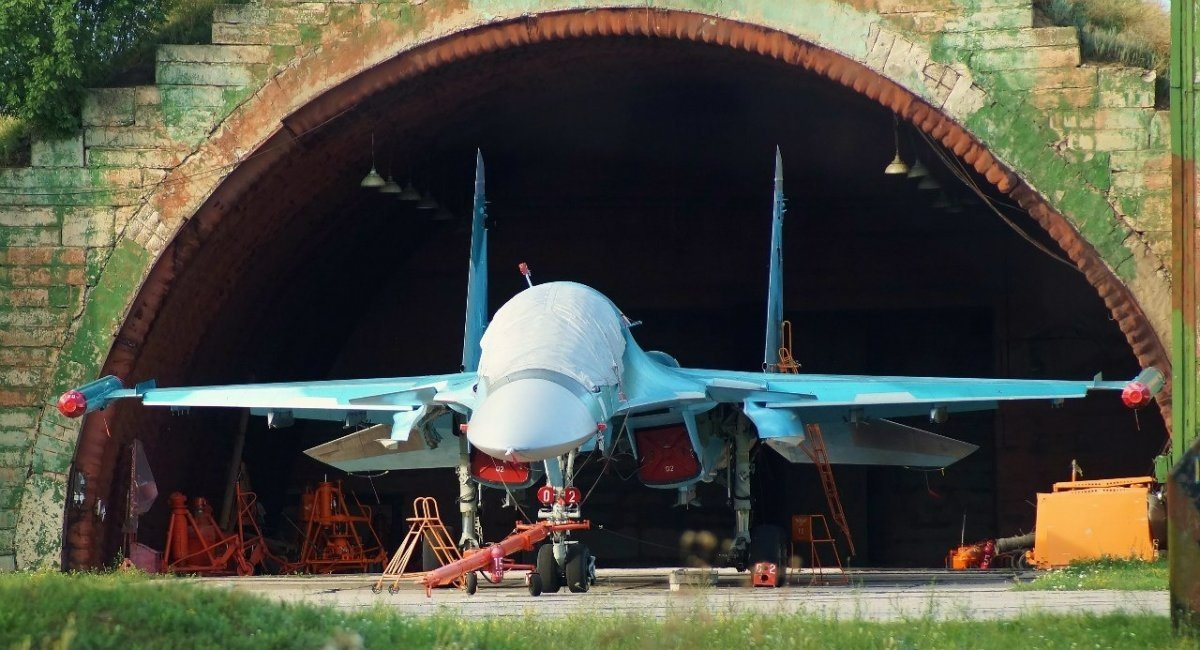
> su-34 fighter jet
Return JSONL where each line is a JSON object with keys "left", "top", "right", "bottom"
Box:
{"left": 60, "top": 149, "right": 1163, "bottom": 592}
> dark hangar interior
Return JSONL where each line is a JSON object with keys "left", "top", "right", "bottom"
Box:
{"left": 78, "top": 37, "right": 1165, "bottom": 569}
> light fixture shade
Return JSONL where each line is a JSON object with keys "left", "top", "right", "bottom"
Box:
{"left": 433, "top": 206, "right": 454, "bottom": 221}
{"left": 906, "top": 159, "right": 930, "bottom": 179}
{"left": 416, "top": 194, "right": 439, "bottom": 210}
{"left": 931, "top": 193, "right": 951, "bottom": 209}
{"left": 917, "top": 175, "right": 941, "bottom": 191}
{"left": 360, "top": 167, "right": 385, "bottom": 188}
{"left": 399, "top": 181, "right": 421, "bottom": 201}
{"left": 379, "top": 177, "right": 402, "bottom": 193}
{"left": 883, "top": 153, "right": 909, "bottom": 175}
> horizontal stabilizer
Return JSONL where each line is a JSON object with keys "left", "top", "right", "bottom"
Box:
{"left": 765, "top": 418, "right": 977, "bottom": 468}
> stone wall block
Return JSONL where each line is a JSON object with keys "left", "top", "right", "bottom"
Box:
{"left": 0, "top": 329, "right": 64, "bottom": 348}
{"left": 0, "top": 410, "right": 38, "bottom": 430}
{"left": 1148, "top": 111, "right": 1170, "bottom": 149}
{"left": 941, "top": 26, "right": 1077, "bottom": 50}
{"left": 213, "top": 5, "right": 273, "bottom": 24}
{"left": 231, "top": 3, "right": 334, "bottom": 25}
{"left": 15, "top": 473, "right": 67, "bottom": 567}
{"left": 873, "top": 0, "right": 951, "bottom": 14}
{"left": 1029, "top": 86, "right": 1097, "bottom": 109}
{"left": 1092, "top": 108, "right": 1153, "bottom": 131}
{"left": 942, "top": 74, "right": 985, "bottom": 116}
{"left": 1111, "top": 170, "right": 1171, "bottom": 193}
{"left": 971, "top": 46, "right": 1080, "bottom": 71}
{"left": 0, "top": 365, "right": 52, "bottom": 386}
{"left": 0, "top": 290, "right": 49, "bottom": 309}
{"left": 888, "top": 11, "right": 948, "bottom": 33}
{"left": 275, "top": 3, "right": 332, "bottom": 24}
{"left": 81, "top": 89, "right": 136, "bottom": 127}
{"left": 30, "top": 136, "right": 85, "bottom": 168}
{"left": 1110, "top": 150, "right": 1171, "bottom": 172}
{"left": 1092, "top": 129, "right": 1149, "bottom": 152}
{"left": 156, "top": 61, "right": 268, "bottom": 87}
{"left": 134, "top": 103, "right": 167, "bottom": 130}
{"left": 989, "top": 66, "right": 1097, "bottom": 91}
{"left": 84, "top": 127, "right": 171, "bottom": 149}
{"left": 1115, "top": 192, "right": 1171, "bottom": 232}
{"left": 865, "top": 28, "right": 896, "bottom": 71}
{"left": 1097, "top": 68, "right": 1155, "bottom": 108}
{"left": 0, "top": 348, "right": 54, "bottom": 367}
{"left": 87, "top": 148, "right": 186, "bottom": 170}
{"left": 0, "top": 228, "right": 59, "bottom": 247}
{"left": 0, "top": 207, "right": 57, "bottom": 228}
{"left": 160, "top": 85, "right": 230, "bottom": 109}
{"left": 61, "top": 208, "right": 117, "bottom": 247}
{"left": 942, "top": 7, "right": 1032, "bottom": 32}
{"left": 157, "top": 44, "right": 272, "bottom": 65}
{"left": 212, "top": 22, "right": 302, "bottom": 46}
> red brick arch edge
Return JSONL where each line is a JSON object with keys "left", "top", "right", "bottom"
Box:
{"left": 67, "top": 8, "right": 1169, "bottom": 568}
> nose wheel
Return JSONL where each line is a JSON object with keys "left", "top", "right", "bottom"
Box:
{"left": 536, "top": 543, "right": 561, "bottom": 593}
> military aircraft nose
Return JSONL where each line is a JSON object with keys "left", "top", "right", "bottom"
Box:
{"left": 467, "top": 377, "right": 596, "bottom": 463}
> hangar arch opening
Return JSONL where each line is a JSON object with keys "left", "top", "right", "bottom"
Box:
{"left": 65, "top": 13, "right": 1167, "bottom": 569}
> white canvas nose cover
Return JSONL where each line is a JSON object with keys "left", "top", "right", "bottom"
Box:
{"left": 467, "top": 378, "right": 596, "bottom": 463}
{"left": 478, "top": 282, "right": 625, "bottom": 391}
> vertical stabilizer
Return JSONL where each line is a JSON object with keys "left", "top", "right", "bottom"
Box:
{"left": 763, "top": 147, "right": 786, "bottom": 369}
{"left": 462, "top": 150, "right": 488, "bottom": 372}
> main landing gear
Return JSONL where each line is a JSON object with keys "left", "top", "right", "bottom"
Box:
{"left": 728, "top": 426, "right": 788, "bottom": 587}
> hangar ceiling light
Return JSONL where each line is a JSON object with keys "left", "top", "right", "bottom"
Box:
{"left": 883, "top": 115, "right": 909, "bottom": 175}
{"left": 360, "top": 135, "right": 386, "bottom": 188}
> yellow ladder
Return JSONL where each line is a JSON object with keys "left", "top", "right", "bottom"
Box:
{"left": 374, "top": 497, "right": 464, "bottom": 594}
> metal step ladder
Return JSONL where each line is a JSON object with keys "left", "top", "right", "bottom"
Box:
{"left": 799, "top": 423, "right": 855, "bottom": 558}
{"left": 775, "top": 320, "right": 855, "bottom": 558}
{"left": 374, "top": 497, "right": 464, "bottom": 594}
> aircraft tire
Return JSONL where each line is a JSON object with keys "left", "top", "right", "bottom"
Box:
{"left": 565, "top": 544, "right": 591, "bottom": 593}
{"left": 536, "top": 544, "right": 561, "bottom": 593}
{"left": 528, "top": 572, "right": 543, "bottom": 596}
{"left": 749, "top": 525, "right": 788, "bottom": 588}
{"left": 465, "top": 571, "right": 478, "bottom": 595}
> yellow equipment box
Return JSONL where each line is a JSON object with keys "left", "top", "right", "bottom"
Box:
{"left": 1030, "top": 476, "right": 1157, "bottom": 569}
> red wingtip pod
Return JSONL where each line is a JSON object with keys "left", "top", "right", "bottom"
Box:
{"left": 57, "top": 390, "right": 88, "bottom": 418}
{"left": 1121, "top": 381, "right": 1152, "bottom": 409}
{"left": 518, "top": 262, "right": 529, "bottom": 275}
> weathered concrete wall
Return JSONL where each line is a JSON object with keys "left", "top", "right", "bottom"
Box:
{"left": 0, "top": 0, "right": 1174, "bottom": 569}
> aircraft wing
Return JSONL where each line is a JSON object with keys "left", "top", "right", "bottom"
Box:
{"left": 622, "top": 365, "right": 1162, "bottom": 468}
{"left": 672, "top": 367, "right": 1146, "bottom": 416}
{"left": 58, "top": 372, "right": 479, "bottom": 443}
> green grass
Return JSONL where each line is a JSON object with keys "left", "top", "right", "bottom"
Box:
{"left": 1016, "top": 556, "right": 1169, "bottom": 591}
{"left": 0, "top": 116, "right": 31, "bottom": 168}
{"left": 0, "top": 570, "right": 1186, "bottom": 650}
{"left": 103, "top": 0, "right": 250, "bottom": 86}
{"left": 1035, "top": 0, "right": 1170, "bottom": 76}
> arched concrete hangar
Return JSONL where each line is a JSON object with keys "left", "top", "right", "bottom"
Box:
{"left": 0, "top": 2, "right": 1173, "bottom": 571}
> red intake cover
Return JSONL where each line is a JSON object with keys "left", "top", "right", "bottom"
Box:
{"left": 635, "top": 425, "right": 701, "bottom": 485}
{"left": 470, "top": 448, "right": 531, "bottom": 486}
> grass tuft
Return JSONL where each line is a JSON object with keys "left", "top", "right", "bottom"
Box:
{"left": 104, "top": 0, "right": 250, "bottom": 86}
{"left": 0, "top": 116, "right": 32, "bottom": 168}
{"left": 0, "top": 570, "right": 1187, "bottom": 649}
{"left": 1035, "top": 0, "right": 1170, "bottom": 75}
{"left": 1016, "top": 556, "right": 1168, "bottom": 591}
